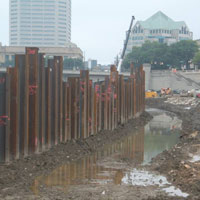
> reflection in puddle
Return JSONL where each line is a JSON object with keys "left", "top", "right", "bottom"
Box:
{"left": 32, "top": 109, "right": 184, "bottom": 197}
{"left": 31, "top": 130, "right": 145, "bottom": 194}
{"left": 146, "top": 108, "right": 182, "bottom": 134}
{"left": 122, "top": 169, "right": 169, "bottom": 187}
{"left": 144, "top": 108, "right": 182, "bottom": 164}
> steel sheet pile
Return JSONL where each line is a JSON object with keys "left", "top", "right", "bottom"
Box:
{"left": 0, "top": 47, "right": 145, "bottom": 163}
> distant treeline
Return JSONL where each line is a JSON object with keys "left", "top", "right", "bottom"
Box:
{"left": 122, "top": 40, "right": 200, "bottom": 70}
{"left": 63, "top": 57, "right": 84, "bottom": 70}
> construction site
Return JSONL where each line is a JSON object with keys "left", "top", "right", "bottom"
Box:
{"left": 1, "top": 0, "right": 200, "bottom": 198}
{"left": 0, "top": 47, "right": 200, "bottom": 200}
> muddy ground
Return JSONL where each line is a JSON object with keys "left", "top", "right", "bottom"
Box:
{"left": 1, "top": 97, "right": 200, "bottom": 200}
{"left": 146, "top": 98, "right": 200, "bottom": 200}
{"left": 0, "top": 112, "right": 152, "bottom": 200}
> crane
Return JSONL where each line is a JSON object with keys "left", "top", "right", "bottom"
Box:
{"left": 117, "top": 16, "right": 135, "bottom": 73}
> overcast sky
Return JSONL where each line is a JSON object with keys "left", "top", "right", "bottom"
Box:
{"left": 0, "top": 0, "right": 200, "bottom": 64}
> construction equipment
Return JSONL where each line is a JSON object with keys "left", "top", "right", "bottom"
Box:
{"left": 161, "top": 88, "right": 172, "bottom": 96}
{"left": 145, "top": 90, "right": 158, "bottom": 98}
{"left": 117, "top": 16, "right": 135, "bottom": 73}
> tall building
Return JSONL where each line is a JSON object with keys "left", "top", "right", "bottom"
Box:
{"left": 9, "top": 0, "right": 71, "bottom": 47}
{"left": 88, "top": 59, "right": 97, "bottom": 70}
{"left": 126, "top": 11, "right": 193, "bottom": 54}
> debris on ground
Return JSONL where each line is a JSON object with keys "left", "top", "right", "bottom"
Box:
{"left": 164, "top": 97, "right": 199, "bottom": 108}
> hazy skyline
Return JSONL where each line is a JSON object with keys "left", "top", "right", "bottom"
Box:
{"left": 0, "top": 0, "right": 200, "bottom": 64}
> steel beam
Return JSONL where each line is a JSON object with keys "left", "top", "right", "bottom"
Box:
{"left": 26, "top": 47, "right": 39, "bottom": 154}
{"left": 0, "top": 73, "right": 10, "bottom": 163}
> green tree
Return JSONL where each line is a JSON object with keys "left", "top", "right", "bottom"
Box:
{"left": 122, "top": 40, "right": 199, "bottom": 70}
{"left": 122, "top": 41, "right": 171, "bottom": 70}
{"left": 144, "top": 42, "right": 170, "bottom": 69}
{"left": 193, "top": 51, "right": 200, "bottom": 67}
{"left": 170, "top": 40, "right": 199, "bottom": 69}
{"left": 63, "top": 58, "right": 84, "bottom": 70}
{"left": 122, "top": 47, "right": 142, "bottom": 70}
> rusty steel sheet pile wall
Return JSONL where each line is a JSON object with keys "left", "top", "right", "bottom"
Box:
{"left": 0, "top": 47, "right": 145, "bottom": 163}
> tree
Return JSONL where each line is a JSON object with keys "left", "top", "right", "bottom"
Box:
{"left": 170, "top": 40, "right": 199, "bottom": 69}
{"left": 122, "top": 41, "right": 171, "bottom": 70}
{"left": 193, "top": 51, "right": 200, "bottom": 67}
{"left": 122, "top": 40, "right": 199, "bottom": 70}
{"left": 122, "top": 47, "right": 142, "bottom": 70}
{"left": 63, "top": 58, "right": 84, "bottom": 70}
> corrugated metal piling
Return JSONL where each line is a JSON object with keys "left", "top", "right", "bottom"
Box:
{"left": 0, "top": 73, "right": 10, "bottom": 163}
{"left": 0, "top": 48, "right": 145, "bottom": 163}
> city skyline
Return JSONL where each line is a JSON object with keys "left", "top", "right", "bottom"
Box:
{"left": 0, "top": 0, "right": 200, "bottom": 64}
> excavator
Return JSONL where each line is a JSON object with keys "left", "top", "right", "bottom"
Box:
{"left": 117, "top": 16, "right": 135, "bottom": 73}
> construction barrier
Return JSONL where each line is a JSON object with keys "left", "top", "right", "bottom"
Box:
{"left": 0, "top": 47, "right": 145, "bottom": 163}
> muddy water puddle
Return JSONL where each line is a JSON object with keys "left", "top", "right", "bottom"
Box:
{"left": 32, "top": 109, "right": 187, "bottom": 198}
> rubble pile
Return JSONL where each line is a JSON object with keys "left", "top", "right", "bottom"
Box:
{"left": 164, "top": 97, "right": 199, "bottom": 108}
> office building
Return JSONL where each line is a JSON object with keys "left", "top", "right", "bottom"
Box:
{"left": 88, "top": 59, "right": 97, "bottom": 70}
{"left": 126, "top": 11, "right": 193, "bottom": 54}
{"left": 9, "top": 0, "right": 71, "bottom": 47}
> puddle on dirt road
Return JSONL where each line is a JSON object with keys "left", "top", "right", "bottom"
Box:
{"left": 32, "top": 109, "right": 185, "bottom": 197}
{"left": 162, "top": 186, "right": 189, "bottom": 198}
{"left": 144, "top": 108, "right": 182, "bottom": 164}
{"left": 189, "top": 154, "right": 200, "bottom": 163}
{"left": 122, "top": 169, "right": 169, "bottom": 187}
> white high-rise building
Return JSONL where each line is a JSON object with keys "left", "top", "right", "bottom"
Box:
{"left": 9, "top": 0, "right": 71, "bottom": 47}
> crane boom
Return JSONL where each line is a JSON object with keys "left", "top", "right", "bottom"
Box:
{"left": 117, "top": 16, "right": 135, "bottom": 73}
